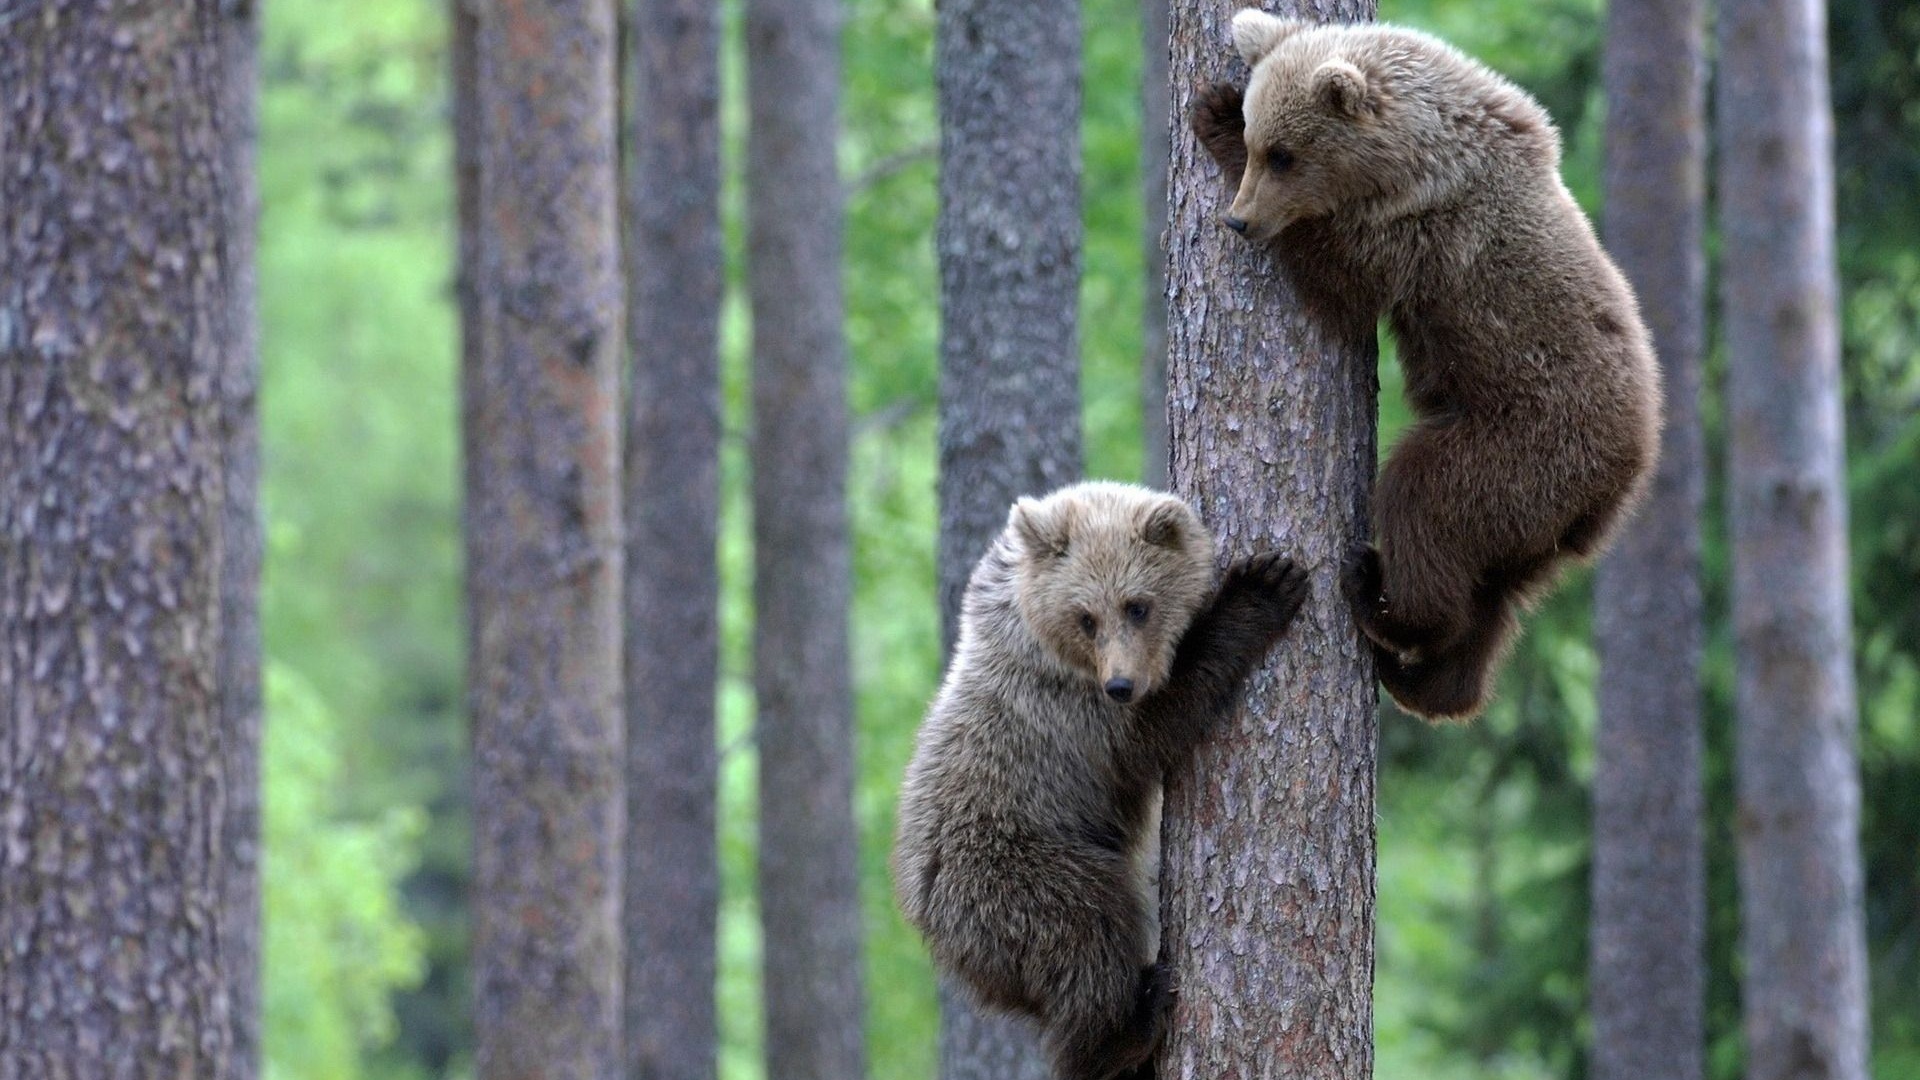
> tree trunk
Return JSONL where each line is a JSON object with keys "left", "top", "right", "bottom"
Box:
{"left": 621, "top": 0, "right": 723, "bottom": 1078}
{"left": 1157, "top": 3, "right": 1378, "bottom": 1078}
{"left": 1718, "top": 0, "right": 1870, "bottom": 1077}
{"left": 460, "top": 0, "right": 626, "bottom": 1076}
{"left": 743, "top": 0, "right": 867, "bottom": 1077}
{"left": 934, "top": 0, "right": 1083, "bottom": 1075}
{"left": 219, "top": 2, "right": 264, "bottom": 1077}
{"left": 1589, "top": 0, "right": 1708, "bottom": 1076}
{"left": 1141, "top": 0, "right": 1172, "bottom": 488}
{"left": 0, "top": 1, "right": 234, "bottom": 1072}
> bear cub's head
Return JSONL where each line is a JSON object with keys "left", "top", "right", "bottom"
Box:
{"left": 1009, "top": 482, "right": 1215, "bottom": 705}
{"left": 1213, "top": 9, "right": 1552, "bottom": 243}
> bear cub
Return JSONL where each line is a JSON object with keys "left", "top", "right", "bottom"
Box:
{"left": 1194, "top": 11, "right": 1661, "bottom": 721}
{"left": 893, "top": 482, "right": 1308, "bottom": 1080}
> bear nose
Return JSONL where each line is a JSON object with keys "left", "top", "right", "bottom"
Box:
{"left": 1223, "top": 214, "right": 1249, "bottom": 234}
{"left": 1104, "top": 678, "right": 1135, "bottom": 703}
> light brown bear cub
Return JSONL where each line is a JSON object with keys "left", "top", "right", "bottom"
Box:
{"left": 893, "top": 482, "right": 1308, "bottom": 1080}
{"left": 1193, "top": 10, "right": 1661, "bottom": 721}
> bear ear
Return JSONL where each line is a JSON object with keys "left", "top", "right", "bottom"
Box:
{"left": 1313, "top": 58, "right": 1373, "bottom": 118}
{"left": 1011, "top": 497, "right": 1072, "bottom": 559}
{"left": 1231, "top": 8, "right": 1309, "bottom": 67}
{"left": 1139, "top": 501, "right": 1192, "bottom": 551}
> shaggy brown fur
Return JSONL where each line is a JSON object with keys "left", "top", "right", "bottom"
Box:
{"left": 893, "top": 482, "right": 1308, "bottom": 1080}
{"left": 1192, "top": 12, "right": 1661, "bottom": 721}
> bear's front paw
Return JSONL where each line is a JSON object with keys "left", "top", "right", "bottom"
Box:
{"left": 1220, "top": 551, "right": 1310, "bottom": 639}
{"left": 1192, "top": 81, "right": 1248, "bottom": 181}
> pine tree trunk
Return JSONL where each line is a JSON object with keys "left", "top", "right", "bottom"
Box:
{"left": 1718, "top": 0, "right": 1870, "bottom": 1077}
{"left": 1157, "top": 3, "right": 1378, "bottom": 1077}
{"left": 933, "top": 0, "right": 1083, "bottom": 1074}
{"left": 744, "top": 0, "right": 867, "bottom": 1076}
{"left": 1141, "top": 0, "right": 1172, "bottom": 488}
{"left": 460, "top": 1, "right": 627, "bottom": 1076}
{"left": 621, "top": 0, "right": 723, "bottom": 1077}
{"left": 0, "top": 1, "right": 234, "bottom": 1072}
{"left": 1589, "top": 0, "right": 1707, "bottom": 1076}
{"left": 219, "top": 2, "right": 264, "bottom": 1076}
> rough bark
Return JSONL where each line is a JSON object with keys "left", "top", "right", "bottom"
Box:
{"left": 219, "top": 2, "right": 264, "bottom": 1076}
{"left": 1157, "top": 3, "right": 1378, "bottom": 1078}
{"left": 1589, "top": 0, "right": 1708, "bottom": 1076}
{"left": 1141, "top": 0, "right": 1172, "bottom": 488}
{"left": 934, "top": 0, "right": 1084, "bottom": 1074}
{"left": 743, "top": 0, "right": 867, "bottom": 1077}
{"left": 460, "top": 0, "right": 626, "bottom": 1077}
{"left": 621, "top": 0, "right": 723, "bottom": 1077}
{"left": 0, "top": 1, "right": 234, "bottom": 1073}
{"left": 1718, "top": 0, "right": 1871, "bottom": 1077}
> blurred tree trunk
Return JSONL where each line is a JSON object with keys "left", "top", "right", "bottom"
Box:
{"left": 744, "top": 0, "right": 868, "bottom": 1077}
{"left": 1141, "top": 0, "right": 1171, "bottom": 488}
{"left": 1156, "top": 2, "right": 1378, "bottom": 1078}
{"left": 0, "top": 0, "right": 234, "bottom": 1072}
{"left": 1718, "top": 0, "right": 1870, "bottom": 1077}
{"left": 459, "top": 1, "right": 626, "bottom": 1077}
{"left": 621, "top": 0, "right": 723, "bottom": 1078}
{"left": 934, "top": 0, "right": 1083, "bottom": 1075}
{"left": 220, "top": 2, "right": 264, "bottom": 1077}
{"left": 1589, "top": 0, "right": 1707, "bottom": 1076}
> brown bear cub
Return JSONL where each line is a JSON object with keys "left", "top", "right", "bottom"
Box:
{"left": 893, "top": 482, "right": 1308, "bottom": 1080}
{"left": 1192, "top": 11, "right": 1661, "bottom": 721}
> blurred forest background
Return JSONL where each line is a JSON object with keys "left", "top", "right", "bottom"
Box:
{"left": 250, "top": 0, "right": 1918, "bottom": 1077}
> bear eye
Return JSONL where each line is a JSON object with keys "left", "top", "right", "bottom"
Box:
{"left": 1124, "top": 601, "right": 1151, "bottom": 624}
{"left": 1266, "top": 147, "right": 1295, "bottom": 173}
{"left": 1079, "top": 612, "right": 1097, "bottom": 637}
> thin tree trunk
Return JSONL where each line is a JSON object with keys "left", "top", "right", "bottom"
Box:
{"left": 1718, "top": 0, "right": 1870, "bottom": 1077}
{"left": 219, "top": 2, "right": 264, "bottom": 1076}
{"left": 934, "top": 0, "right": 1083, "bottom": 1075}
{"left": 622, "top": 0, "right": 723, "bottom": 1076}
{"left": 1141, "top": 0, "right": 1172, "bottom": 488}
{"left": 0, "top": 1, "right": 234, "bottom": 1072}
{"left": 743, "top": 0, "right": 867, "bottom": 1076}
{"left": 1157, "top": 2, "right": 1378, "bottom": 1077}
{"left": 460, "top": 0, "right": 626, "bottom": 1076}
{"left": 1589, "top": 0, "right": 1708, "bottom": 1075}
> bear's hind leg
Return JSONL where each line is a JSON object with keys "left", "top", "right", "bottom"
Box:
{"left": 1050, "top": 962, "right": 1172, "bottom": 1080}
{"left": 1374, "top": 583, "right": 1519, "bottom": 722}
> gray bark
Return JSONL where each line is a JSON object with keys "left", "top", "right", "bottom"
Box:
{"left": 219, "top": 2, "right": 263, "bottom": 1076}
{"left": 0, "top": 0, "right": 234, "bottom": 1073}
{"left": 1718, "top": 0, "right": 1871, "bottom": 1077}
{"left": 743, "top": 0, "right": 867, "bottom": 1076}
{"left": 934, "top": 0, "right": 1083, "bottom": 1075}
{"left": 1157, "top": 2, "right": 1378, "bottom": 1078}
{"left": 1141, "top": 0, "right": 1171, "bottom": 488}
{"left": 621, "top": 0, "right": 723, "bottom": 1077}
{"left": 1589, "top": 0, "right": 1708, "bottom": 1076}
{"left": 459, "top": 1, "right": 626, "bottom": 1077}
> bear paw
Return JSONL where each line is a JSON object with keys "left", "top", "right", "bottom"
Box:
{"left": 1220, "top": 550, "right": 1310, "bottom": 640}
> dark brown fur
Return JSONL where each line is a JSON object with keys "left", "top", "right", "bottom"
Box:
{"left": 893, "top": 483, "right": 1309, "bottom": 1080}
{"left": 1193, "top": 15, "right": 1661, "bottom": 720}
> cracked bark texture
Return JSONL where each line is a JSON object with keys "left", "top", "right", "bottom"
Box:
{"left": 934, "top": 0, "right": 1083, "bottom": 1075}
{"left": 621, "top": 0, "right": 723, "bottom": 1078}
{"left": 0, "top": 0, "right": 235, "bottom": 1073}
{"left": 1157, "top": 3, "right": 1378, "bottom": 1078}
{"left": 1589, "top": 0, "right": 1707, "bottom": 1076}
{"left": 459, "top": 0, "right": 626, "bottom": 1077}
{"left": 744, "top": 0, "right": 867, "bottom": 1076}
{"left": 1718, "top": 0, "right": 1870, "bottom": 1077}
{"left": 1141, "top": 0, "right": 1171, "bottom": 488}
{"left": 219, "top": 2, "right": 263, "bottom": 1076}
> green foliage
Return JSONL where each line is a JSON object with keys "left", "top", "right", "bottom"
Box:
{"left": 264, "top": 662, "right": 428, "bottom": 1080}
